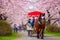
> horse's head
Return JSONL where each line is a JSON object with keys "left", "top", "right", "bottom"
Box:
{"left": 41, "top": 16, "right": 46, "bottom": 26}
{"left": 38, "top": 15, "right": 45, "bottom": 25}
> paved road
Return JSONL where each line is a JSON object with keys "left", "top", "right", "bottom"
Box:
{"left": 15, "top": 31, "right": 60, "bottom": 40}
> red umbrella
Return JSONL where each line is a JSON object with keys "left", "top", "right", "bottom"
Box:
{"left": 28, "top": 11, "right": 43, "bottom": 17}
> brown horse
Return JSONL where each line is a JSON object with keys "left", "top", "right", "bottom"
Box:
{"left": 34, "top": 14, "right": 46, "bottom": 39}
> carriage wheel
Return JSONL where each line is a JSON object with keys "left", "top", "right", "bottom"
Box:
{"left": 30, "top": 30, "right": 32, "bottom": 36}
{"left": 28, "top": 30, "right": 32, "bottom": 37}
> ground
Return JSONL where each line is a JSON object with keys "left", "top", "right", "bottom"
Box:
{"left": 14, "top": 30, "right": 60, "bottom": 40}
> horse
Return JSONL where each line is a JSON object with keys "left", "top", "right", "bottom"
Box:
{"left": 34, "top": 14, "right": 46, "bottom": 39}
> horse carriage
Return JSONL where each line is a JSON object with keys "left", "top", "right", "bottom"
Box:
{"left": 26, "top": 11, "right": 46, "bottom": 39}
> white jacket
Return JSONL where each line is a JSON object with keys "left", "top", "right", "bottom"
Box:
{"left": 26, "top": 23, "right": 33, "bottom": 30}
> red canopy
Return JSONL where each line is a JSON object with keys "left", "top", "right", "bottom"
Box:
{"left": 28, "top": 11, "right": 43, "bottom": 17}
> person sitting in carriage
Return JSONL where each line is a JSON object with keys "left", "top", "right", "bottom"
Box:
{"left": 29, "top": 16, "right": 35, "bottom": 28}
{"left": 26, "top": 19, "right": 33, "bottom": 36}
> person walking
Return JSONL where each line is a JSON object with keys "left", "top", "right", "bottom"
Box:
{"left": 14, "top": 24, "right": 18, "bottom": 32}
{"left": 18, "top": 24, "right": 22, "bottom": 31}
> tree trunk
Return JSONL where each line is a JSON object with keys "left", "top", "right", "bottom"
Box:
{"left": 46, "top": 10, "right": 51, "bottom": 24}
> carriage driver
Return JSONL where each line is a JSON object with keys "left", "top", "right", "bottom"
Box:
{"left": 31, "top": 16, "right": 35, "bottom": 28}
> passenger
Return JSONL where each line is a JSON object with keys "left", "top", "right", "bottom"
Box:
{"left": 29, "top": 17, "right": 35, "bottom": 28}
{"left": 31, "top": 17, "right": 35, "bottom": 28}
{"left": 26, "top": 19, "right": 33, "bottom": 36}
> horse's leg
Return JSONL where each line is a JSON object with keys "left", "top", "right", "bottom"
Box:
{"left": 37, "top": 30, "right": 40, "bottom": 39}
{"left": 39, "top": 29, "right": 41, "bottom": 38}
{"left": 41, "top": 29, "right": 44, "bottom": 39}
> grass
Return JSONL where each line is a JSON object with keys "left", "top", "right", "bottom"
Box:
{"left": 0, "top": 31, "right": 21, "bottom": 40}
{"left": 44, "top": 30, "right": 60, "bottom": 37}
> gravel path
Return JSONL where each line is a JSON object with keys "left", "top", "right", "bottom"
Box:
{"left": 14, "top": 30, "right": 60, "bottom": 40}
